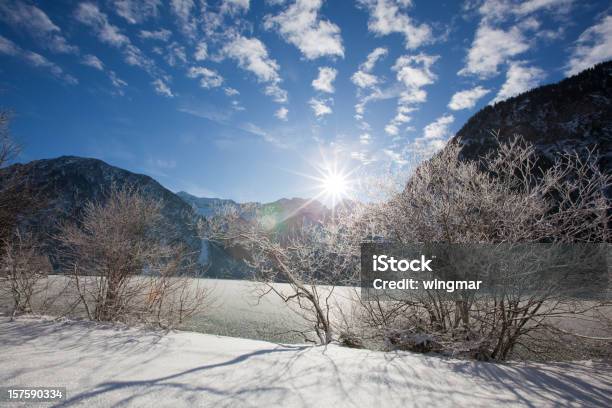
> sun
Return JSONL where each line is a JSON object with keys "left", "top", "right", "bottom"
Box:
{"left": 321, "top": 171, "right": 348, "bottom": 197}
{"left": 314, "top": 160, "right": 355, "bottom": 208}
{"left": 282, "top": 151, "right": 359, "bottom": 211}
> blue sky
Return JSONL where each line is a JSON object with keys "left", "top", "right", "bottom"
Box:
{"left": 0, "top": 0, "right": 610, "bottom": 203}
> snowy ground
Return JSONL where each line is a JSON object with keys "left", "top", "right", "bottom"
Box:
{"left": 1, "top": 317, "right": 611, "bottom": 407}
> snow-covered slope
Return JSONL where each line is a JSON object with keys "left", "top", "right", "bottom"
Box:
{"left": 1, "top": 317, "right": 610, "bottom": 407}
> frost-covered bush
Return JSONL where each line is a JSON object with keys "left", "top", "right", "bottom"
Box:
{"left": 354, "top": 136, "right": 611, "bottom": 361}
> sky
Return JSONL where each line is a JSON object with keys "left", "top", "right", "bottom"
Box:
{"left": 0, "top": 0, "right": 611, "bottom": 203}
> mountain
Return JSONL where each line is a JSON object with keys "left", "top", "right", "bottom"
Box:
{"left": 452, "top": 60, "right": 612, "bottom": 174}
{"left": 178, "top": 192, "right": 331, "bottom": 278}
{"left": 0, "top": 156, "right": 203, "bottom": 267}
{"left": 178, "top": 192, "right": 329, "bottom": 229}
{"left": 0, "top": 156, "right": 331, "bottom": 279}
{"left": 177, "top": 192, "right": 241, "bottom": 217}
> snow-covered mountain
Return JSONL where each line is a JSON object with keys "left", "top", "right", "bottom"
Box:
{"left": 178, "top": 192, "right": 330, "bottom": 232}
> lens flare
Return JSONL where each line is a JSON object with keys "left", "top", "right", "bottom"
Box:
{"left": 321, "top": 172, "right": 348, "bottom": 197}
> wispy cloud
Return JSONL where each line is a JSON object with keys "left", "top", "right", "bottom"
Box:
{"left": 386, "top": 53, "right": 438, "bottom": 136}
{"left": 187, "top": 66, "right": 224, "bottom": 88}
{"left": 264, "top": 0, "right": 344, "bottom": 60}
{"left": 352, "top": 47, "right": 390, "bottom": 137}
{"left": 309, "top": 97, "right": 333, "bottom": 117}
{"left": 152, "top": 78, "right": 174, "bottom": 97}
{"left": 0, "top": 35, "right": 77, "bottom": 84}
{"left": 491, "top": 61, "right": 545, "bottom": 103}
{"left": 194, "top": 41, "right": 208, "bottom": 60}
{"left": 357, "top": 0, "right": 433, "bottom": 49}
{"left": 423, "top": 114, "right": 454, "bottom": 140}
{"left": 565, "top": 14, "right": 612, "bottom": 76}
{"left": 224, "top": 87, "right": 240, "bottom": 96}
{"left": 221, "top": 34, "right": 288, "bottom": 105}
{"left": 75, "top": 3, "right": 130, "bottom": 47}
{"left": 275, "top": 107, "right": 289, "bottom": 121}
{"left": 75, "top": 2, "right": 170, "bottom": 95}
{"left": 312, "top": 67, "right": 337, "bottom": 93}
{"left": 448, "top": 86, "right": 490, "bottom": 110}
{"left": 401, "top": 113, "right": 455, "bottom": 158}
{"left": 0, "top": 1, "right": 78, "bottom": 54}
{"left": 82, "top": 54, "right": 104, "bottom": 70}
{"left": 459, "top": 0, "right": 575, "bottom": 79}
{"left": 458, "top": 24, "right": 528, "bottom": 78}
{"left": 170, "top": 0, "right": 198, "bottom": 40}
{"left": 112, "top": 0, "right": 162, "bottom": 24}
{"left": 139, "top": 28, "right": 172, "bottom": 41}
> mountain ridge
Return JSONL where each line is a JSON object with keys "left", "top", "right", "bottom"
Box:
{"left": 450, "top": 60, "right": 612, "bottom": 174}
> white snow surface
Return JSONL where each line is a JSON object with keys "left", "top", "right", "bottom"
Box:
{"left": 1, "top": 316, "right": 611, "bottom": 407}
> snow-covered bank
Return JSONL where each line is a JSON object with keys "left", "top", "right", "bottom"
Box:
{"left": 1, "top": 317, "right": 610, "bottom": 407}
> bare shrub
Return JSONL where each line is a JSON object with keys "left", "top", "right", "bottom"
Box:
{"left": 354, "top": 136, "right": 611, "bottom": 360}
{"left": 205, "top": 205, "right": 359, "bottom": 344}
{"left": 0, "top": 230, "right": 52, "bottom": 316}
{"left": 57, "top": 186, "right": 209, "bottom": 328}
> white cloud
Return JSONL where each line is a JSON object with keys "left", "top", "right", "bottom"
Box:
{"left": 231, "top": 100, "right": 245, "bottom": 111}
{"left": 448, "top": 86, "right": 490, "bottom": 110}
{"left": 358, "top": 0, "right": 432, "bottom": 49}
{"left": 113, "top": 0, "right": 161, "bottom": 24}
{"left": 75, "top": 3, "right": 130, "bottom": 47}
{"left": 0, "top": 35, "right": 77, "bottom": 84}
{"left": 351, "top": 151, "right": 375, "bottom": 165}
{"left": 384, "top": 124, "right": 399, "bottom": 136}
{"left": 401, "top": 114, "right": 455, "bottom": 158}
{"left": 491, "top": 61, "right": 545, "bottom": 103}
{"left": 222, "top": 36, "right": 280, "bottom": 82}
{"left": 241, "top": 122, "right": 288, "bottom": 148}
{"left": 312, "top": 67, "right": 337, "bottom": 93}
{"left": 565, "top": 14, "right": 612, "bottom": 76}
{"left": 309, "top": 98, "right": 332, "bottom": 117}
{"left": 385, "top": 53, "right": 438, "bottom": 135}
{"left": 264, "top": 0, "right": 344, "bottom": 59}
{"left": 363, "top": 47, "right": 388, "bottom": 71}
{"left": 75, "top": 2, "right": 167, "bottom": 94}
{"left": 0, "top": 2, "right": 78, "bottom": 54}
{"left": 275, "top": 107, "right": 289, "bottom": 121}
{"left": 352, "top": 47, "right": 391, "bottom": 131}
{"left": 171, "top": 0, "right": 197, "bottom": 40}
{"left": 221, "top": 0, "right": 250, "bottom": 14}
{"left": 82, "top": 54, "right": 104, "bottom": 70}
{"left": 188, "top": 66, "right": 224, "bottom": 88}
{"left": 139, "top": 29, "right": 172, "bottom": 41}
{"left": 351, "top": 71, "right": 378, "bottom": 89}
{"left": 122, "top": 43, "right": 158, "bottom": 72}
{"left": 460, "top": 0, "right": 574, "bottom": 79}
{"left": 165, "top": 42, "right": 187, "bottom": 66}
{"left": 458, "top": 24, "right": 528, "bottom": 78}
{"left": 81, "top": 53, "right": 128, "bottom": 93}
{"left": 405, "top": 138, "right": 447, "bottom": 157}
{"left": 109, "top": 70, "right": 128, "bottom": 91}
{"left": 222, "top": 35, "right": 288, "bottom": 103}
{"left": 383, "top": 149, "right": 408, "bottom": 165}
{"left": 359, "top": 133, "right": 371, "bottom": 145}
{"left": 477, "top": 0, "right": 574, "bottom": 23}
{"left": 264, "top": 84, "right": 288, "bottom": 104}
{"left": 224, "top": 87, "right": 240, "bottom": 96}
{"left": 194, "top": 42, "right": 208, "bottom": 61}
{"left": 352, "top": 47, "right": 387, "bottom": 89}
{"left": 152, "top": 78, "right": 174, "bottom": 97}
{"left": 423, "top": 114, "right": 454, "bottom": 140}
